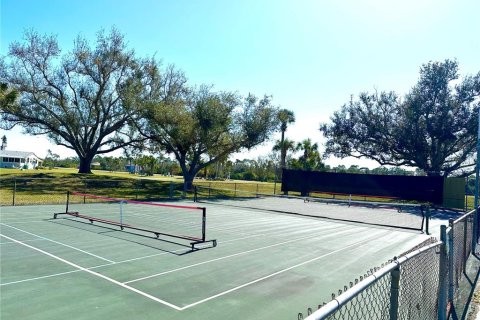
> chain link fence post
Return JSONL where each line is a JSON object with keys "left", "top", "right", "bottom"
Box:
{"left": 12, "top": 177, "right": 16, "bottom": 206}
{"left": 448, "top": 219, "right": 455, "bottom": 304}
{"left": 463, "top": 218, "right": 468, "bottom": 273}
{"left": 438, "top": 225, "right": 448, "bottom": 320}
{"left": 83, "top": 180, "right": 87, "bottom": 204}
{"left": 135, "top": 179, "right": 139, "bottom": 200}
{"left": 389, "top": 263, "right": 400, "bottom": 320}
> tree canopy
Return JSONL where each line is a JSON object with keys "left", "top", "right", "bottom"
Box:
{"left": 0, "top": 28, "right": 147, "bottom": 173}
{"left": 0, "top": 83, "right": 18, "bottom": 110}
{"left": 320, "top": 59, "right": 480, "bottom": 176}
{"left": 138, "top": 84, "right": 279, "bottom": 190}
{"left": 290, "top": 138, "right": 324, "bottom": 171}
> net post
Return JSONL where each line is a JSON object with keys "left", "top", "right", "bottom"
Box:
{"left": 389, "top": 261, "right": 400, "bottom": 320}
{"left": 438, "top": 225, "right": 448, "bottom": 320}
{"left": 120, "top": 200, "right": 124, "bottom": 229}
{"left": 202, "top": 207, "right": 206, "bottom": 242}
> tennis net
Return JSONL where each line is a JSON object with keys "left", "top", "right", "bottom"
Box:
{"left": 54, "top": 191, "right": 216, "bottom": 249}
{"left": 194, "top": 186, "right": 428, "bottom": 233}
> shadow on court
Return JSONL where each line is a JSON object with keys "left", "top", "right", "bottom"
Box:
{"left": 46, "top": 218, "right": 203, "bottom": 256}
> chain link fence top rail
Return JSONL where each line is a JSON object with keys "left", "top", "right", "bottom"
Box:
{"left": 297, "top": 208, "right": 478, "bottom": 320}
{"left": 298, "top": 242, "right": 443, "bottom": 320}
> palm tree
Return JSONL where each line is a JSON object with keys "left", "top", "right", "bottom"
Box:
{"left": 277, "top": 109, "right": 295, "bottom": 170}
{"left": 295, "top": 138, "right": 323, "bottom": 171}
{"left": 272, "top": 138, "right": 296, "bottom": 164}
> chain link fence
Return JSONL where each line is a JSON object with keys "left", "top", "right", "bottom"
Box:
{"left": 0, "top": 177, "right": 187, "bottom": 206}
{"left": 0, "top": 177, "right": 281, "bottom": 206}
{"left": 298, "top": 209, "right": 478, "bottom": 320}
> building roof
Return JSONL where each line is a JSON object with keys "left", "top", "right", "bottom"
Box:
{"left": 0, "top": 150, "right": 43, "bottom": 159}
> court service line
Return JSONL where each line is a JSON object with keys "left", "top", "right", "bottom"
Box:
{"left": 179, "top": 232, "right": 386, "bottom": 310}
{"left": 0, "top": 233, "right": 182, "bottom": 311}
{"left": 0, "top": 223, "right": 115, "bottom": 263}
{"left": 124, "top": 227, "right": 358, "bottom": 284}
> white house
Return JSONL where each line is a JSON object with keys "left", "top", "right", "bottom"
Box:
{"left": 0, "top": 150, "right": 43, "bottom": 169}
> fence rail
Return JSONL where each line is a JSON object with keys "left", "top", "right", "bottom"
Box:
{"left": 298, "top": 209, "right": 478, "bottom": 320}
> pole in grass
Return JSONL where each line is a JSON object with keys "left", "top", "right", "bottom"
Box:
{"left": 66, "top": 191, "right": 70, "bottom": 214}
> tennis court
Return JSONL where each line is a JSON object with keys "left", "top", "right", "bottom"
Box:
{"left": 0, "top": 193, "right": 455, "bottom": 320}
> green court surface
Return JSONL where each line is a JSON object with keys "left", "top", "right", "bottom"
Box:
{"left": 0, "top": 200, "right": 450, "bottom": 320}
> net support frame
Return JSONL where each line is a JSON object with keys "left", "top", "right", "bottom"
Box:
{"left": 54, "top": 191, "right": 217, "bottom": 250}
{"left": 194, "top": 186, "right": 429, "bottom": 234}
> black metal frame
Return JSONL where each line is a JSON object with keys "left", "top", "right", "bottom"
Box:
{"left": 54, "top": 191, "right": 216, "bottom": 250}
{"left": 194, "top": 186, "right": 430, "bottom": 234}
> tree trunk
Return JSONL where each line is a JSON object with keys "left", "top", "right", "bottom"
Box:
{"left": 183, "top": 173, "right": 195, "bottom": 192}
{"left": 78, "top": 156, "right": 93, "bottom": 174}
{"left": 280, "top": 130, "right": 286, "bottom": 170}
{"left": 280, "top": 130, "right": 288, "bottom": 195}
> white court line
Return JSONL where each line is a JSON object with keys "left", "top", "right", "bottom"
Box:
{"left": 1, "top": 270, "right": 83, "bottom": 286}
{"left": 1, "top": 224, "right": 345, "bottom": 287}
{"left": 179, "top": 232, "right": 386, "bottom": 310}
{"left": 0, "top": 223, "right": 115, "bottom": 263}
{"left": 124, "top": 227, "right": 357, "bottom": 284}
{"left": 0, "top": 228, "right": 286, "bottom": 286}
{"left": 0, "top": 220, "right": 49, "bottom": 224}
{"left": 0, "top": 223, "right": 351, "bottom": 287}
{"left": 0, "top": 238, "right": 47, "bottom": 245}
{"left": 0, "top": 233, "right": 182, "bottom": 311}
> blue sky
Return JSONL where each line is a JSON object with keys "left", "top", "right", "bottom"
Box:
{"left": 1, "top": 0, "right": 479, "bottom": 168}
